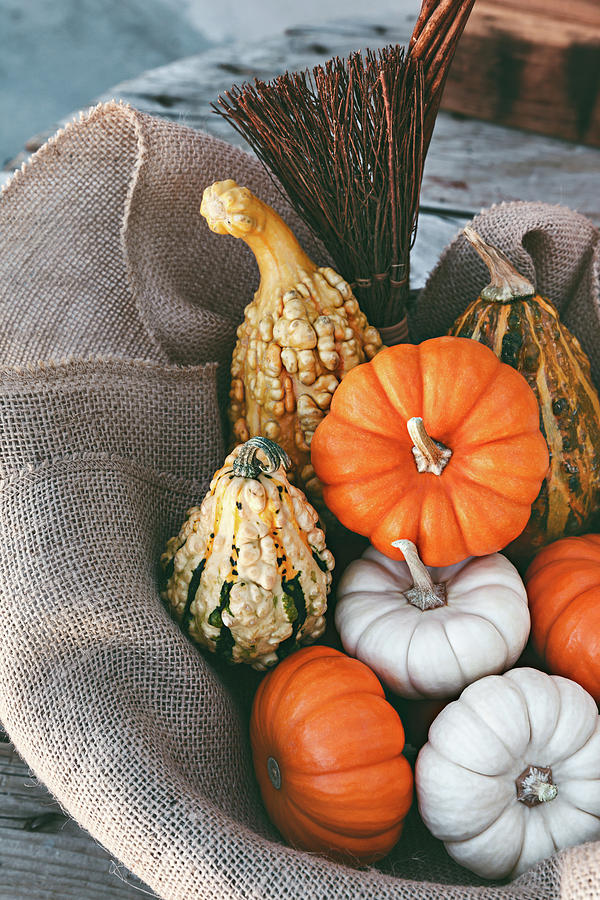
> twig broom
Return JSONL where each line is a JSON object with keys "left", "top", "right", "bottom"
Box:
{"left": 214, "top": 0, "right": 476, "bottom": 332}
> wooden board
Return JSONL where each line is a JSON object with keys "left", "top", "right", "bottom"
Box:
{"left": 4, "top": 17, "right": 600, "bottom": 220}
{"left": 0, "top": 741, "right": 151, "bottom": 899}
{"left": 494, "top": 1, "right": 599, "bottom": 27}
{"left": 443, "top": 0, "right": 600, "bottom": 146}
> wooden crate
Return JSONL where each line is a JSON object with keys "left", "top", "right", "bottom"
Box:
{"left": 442, "top": 0, "right": 600, "bottom": 146}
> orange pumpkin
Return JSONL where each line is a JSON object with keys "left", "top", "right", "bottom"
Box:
{"left": 250, "top": 645, "right": 413, "bottom": 864}
{"left": 526, "top": 534, "right": 600, "bottom": 701}
{"left": 311, "top": 336, "right": 549, "bottom": 567}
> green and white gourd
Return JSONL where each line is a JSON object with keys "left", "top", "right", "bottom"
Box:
{"left": 161, "top": 437, "right": 334, "bottom": 669}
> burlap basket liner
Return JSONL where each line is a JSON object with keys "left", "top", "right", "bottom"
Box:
{"left": 0, "top": 101, "right": 598, "bottom": 899}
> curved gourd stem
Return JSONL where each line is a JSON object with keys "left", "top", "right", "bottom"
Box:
{"left": 233, "top": 437, "right": 291, "bottom": 479}
{"left": 464, "top": 226, "right": 536, "bottom": 303}
{"left": 407, "top": 417, "right": 452, "bottom": 475}
{"left": 391, "top": 539, "right": 447, "bottom": 610}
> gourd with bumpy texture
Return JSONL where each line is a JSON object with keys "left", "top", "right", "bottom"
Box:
{"left": 335, "top": 539, "right": 530, "bottom": 699}
{"left": 160, "top": 437, "right": 334, "bottom": 669}
{"left": 200, "top": 179, "right": 383, "bottom": 497}
{"left": 311, "top": 335, "right": 549, "bottom": 567}
{"left": 526, "top": 533, "right": 600, "bottom": 701}
{"left": 250, "top": 645, "right": 413, "bottom": 865}
{"left": 449, "top": 227, "right": 600, "bottom": 568}
{"left": 416, "top": 667, "right": 600, "bottom": 880}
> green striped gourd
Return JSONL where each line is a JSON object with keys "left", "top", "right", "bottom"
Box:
{"left": 160, "top": 437, "right": 334, "bottom": 669}
{"left": 449, "top": 227, "right": 600, "bottom": 567}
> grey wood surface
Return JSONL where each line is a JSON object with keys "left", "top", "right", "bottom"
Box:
{"left": 0, "top": 740, "right": 152, "bottom": 898}
{"left": 1, "top": 16, "right": 599, "bottom": 900}
{"left": 91, "top": 20, "right": 600, "bottom": 228}
{"left": 6, "top": 19, "right": 600, "bottom": 233}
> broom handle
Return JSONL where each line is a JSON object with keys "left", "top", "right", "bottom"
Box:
{"left": 409, "top": 0, "right": 476, "bottom": 154}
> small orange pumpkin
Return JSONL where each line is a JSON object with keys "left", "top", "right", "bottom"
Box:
{"left": 250, "top": 645, "right": 413, "bottom": 864}
{"left": 526, "top": 534, "right": 600, "bottom": 701}
{"left": 311, "top": 336, "right": 549, "bottom": 567}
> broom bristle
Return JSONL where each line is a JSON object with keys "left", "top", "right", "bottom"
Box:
{"left": 214, "top": 0, "right": 475, "bottom": 329}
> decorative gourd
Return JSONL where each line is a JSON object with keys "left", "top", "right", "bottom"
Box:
{"left": 416, "top": 667, "right": 600, "bottom": 880}
{"left": 335, "top": 539, "right": 530, "bottom": 699}
{"left": 311, "top": 336, "right": 549, "bottom": 567}
{"left": 526, "top": 534, "right": 600, "bottom": 701}
{"left": 160, "top": 437, "right": 334, "bottom": 669}
{"left": 449, "top": 227, "right": 600, "bottom": 567}
{"left": 250, "top": 645, "right": 413, "bottom": 864}
{"left": 200, "top": 179, "right": 383, "bottom": 494}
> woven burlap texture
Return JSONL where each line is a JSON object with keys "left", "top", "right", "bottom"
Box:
{"left": 0, "top": 100, "right": 598, "bottom": 899}
{"left": 412, "top": 202, "right": 600, "bottom": 386}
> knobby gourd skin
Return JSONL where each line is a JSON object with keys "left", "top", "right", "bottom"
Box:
{"left": 160, "top": 438, "right": 334, "bottom": 669}
{"left": 200, "top": 179, "right": 383, "bottom": 498}
{"left": 526, "top": 533, "right": 600, "bottom": 701}
{"left": 449, "top": 227, "right": 600, "bottom": 568}
{"left": 250, "top": 645, "right": 414, "bottom": 865}
{"left": 416, "top": 667, "right": 600, "bottom": 880}
{"left": 336, "top": 540, "right": 530, "bottom": 699}
{"left": 310, "top": 335, "right": 549, "bottom": 568}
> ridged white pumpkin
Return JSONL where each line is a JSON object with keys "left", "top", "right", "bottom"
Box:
{"left": 335, "top": 539, "right": 530, "bottom": 699}
{"left": 416, "top": 668, "right": 600, "bottom": 879}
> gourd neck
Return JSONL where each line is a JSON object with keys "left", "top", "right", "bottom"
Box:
{"left": 464, "top": 226, "right": 536, "bottom": 303}
{"left": 200, "top": 179, "right": 317, "bottom": 298}
{"left": 242, "top": 207, "right": 316, "bottom": 300}
{"left": 407, "top": 417, "right": 452, "bottom": 476}
{"left": 391, "top": 539, "right": 447, "bottom": 611}
{"left": 516, "top": 765, "right": 558, "bottom": 806}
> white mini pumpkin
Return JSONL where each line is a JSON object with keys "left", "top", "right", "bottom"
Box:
{"left": 335, "top": 539, "right": 530, "bottom": 699}
{"left": 416, "top": 667, "right": 600, "bottom": 879}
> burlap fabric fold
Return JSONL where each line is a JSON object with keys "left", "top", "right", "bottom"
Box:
{"left": 411, "top": 201, "right": 600, "bottom": 387}
{"left": 0, "top": 101, "right": 598, "bottom": 899}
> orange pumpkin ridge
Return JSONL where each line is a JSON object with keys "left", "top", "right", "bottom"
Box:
{"left": 311, "top": 336, "right": 549, "bottom": 567}
{"left": 526, "top": 535, "right": 600, "bottom": 701}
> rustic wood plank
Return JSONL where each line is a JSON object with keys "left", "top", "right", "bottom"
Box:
{"left": 443, "top": 0, "right": 600, "bottom": 146}
{"left": 0, "top": 743, "right": 152, "bottom": 899}
{"left": 421, "top": 111, "right": 600, "bottom": 224}
{"left": 497, "top": 0, "right": 599, "bottom": 27}
{"left": 4, "top": 18, "right": 600, "bottom": 229}
{"left": 92, "top": 23, "right": 600, "bottom": 227}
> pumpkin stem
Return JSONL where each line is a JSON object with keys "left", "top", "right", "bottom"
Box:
{"left": 464, "top": 226, "right": 536, "bottom": 303}
{"left": 516, "top": 765, "right": 558, "bottom": 806}
{"left": 233, "top": 437, "right": 291, "bottom": 479}
{"left": 407, "top": 417, "right": 452, "bottom": 476}
{"left": 391, "top": 539, "right": 447, "bottom": 610}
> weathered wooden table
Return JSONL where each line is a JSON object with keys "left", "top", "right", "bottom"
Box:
{"left": 1, "top": 17, "right": 599, "bottom": 900}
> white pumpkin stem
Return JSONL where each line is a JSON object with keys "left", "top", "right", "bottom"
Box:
{"left": 516, "top": 765, "right": 558, "bottom": 806}
{"left": 391, "top": 539, "right": 447, "bottom": 611}
{"left": 407, "top": 417, "right": 452, "bottom": 476}
{"left": 464, "top": 226, "right": 536, "bottom": 303}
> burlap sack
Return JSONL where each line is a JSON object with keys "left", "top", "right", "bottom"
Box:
{"left": 0, "top": 101, "right": 598, "bottom": 899}
{"left": 411, "top": 202, "right": 600, "bottom": 386}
